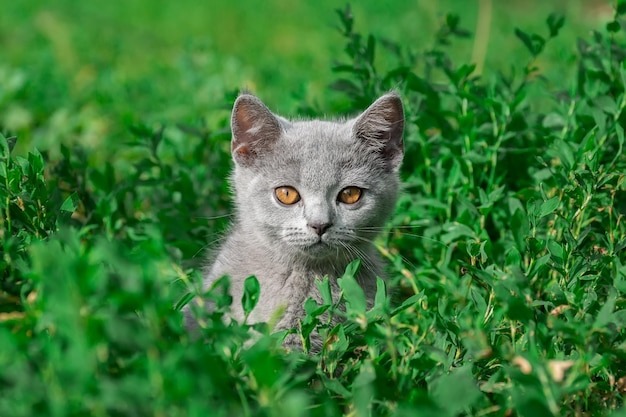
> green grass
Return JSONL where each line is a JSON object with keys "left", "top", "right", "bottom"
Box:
{"left": 1, "top": 1, "right": 626, "bottom": 416}
{"left": 0, "top": 0, "right": 605, "bottom": 150}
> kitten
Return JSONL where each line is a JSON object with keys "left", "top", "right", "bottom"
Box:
{"left": 184, "top": 92, "right": 404, "bottom": 351}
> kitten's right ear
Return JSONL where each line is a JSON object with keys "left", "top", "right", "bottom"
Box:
{"left": 353, "top": 92, "right": 405, "bottom": 172}
{"left": 231, "top": 94, "right": 282, "bottom": 166}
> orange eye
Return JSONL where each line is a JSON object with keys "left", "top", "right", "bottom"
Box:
{"left": 338, "top": 187, "right": 362, "bottom": 204}
{"left": 275, "top": 186, "right": 301, "bottom": 205}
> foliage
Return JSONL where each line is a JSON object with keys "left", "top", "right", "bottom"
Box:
{"left": 1, "top": 3, "right": 626, "bottom": 416}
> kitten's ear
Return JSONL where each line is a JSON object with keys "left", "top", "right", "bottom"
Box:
{"left": 353, "top": 92, "right": 405, "bottom": 171}
{"left": 231, "top": 94, "right": 283, "bottom": 166}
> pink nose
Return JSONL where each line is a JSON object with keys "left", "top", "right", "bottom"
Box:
{"left": 308, "top": 223, "right": 332, "bottom": 236}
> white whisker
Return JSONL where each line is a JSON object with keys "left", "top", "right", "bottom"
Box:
{"left": 195, "top": 213, "right": 235, "bottom": 221}
{"left": 355, "top": 225, "right": 425, "bottom": 230}
{"left": 353, "top": 226, "right": 448, "bottom": 247}
{"left": 350, "top": 234, "right": 419, "bottom": 272}
{"left": 337, "top": 239, "right": 377, "bottom": 277}
{"left": 192, "top": 234, "right": 228, "bottom": 259}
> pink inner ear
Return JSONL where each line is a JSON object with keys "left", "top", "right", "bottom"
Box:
{"left": 230, "top": 95, "right": 284, "bottom": 166}
{"left": 234, "top": 144, "right": 250, "bottom": 157}
{"left": 352, "top": 93, "right": 405, "bottom": 171}
{"left": 236, "top": 106, "right": 257, "bottom": 134}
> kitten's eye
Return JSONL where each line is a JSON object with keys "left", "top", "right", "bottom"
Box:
{"left": 275, "top": 186, "right": 301, "bottom": 205}
{"left": 338, "top": 187, "right": 363, "bottom": 204}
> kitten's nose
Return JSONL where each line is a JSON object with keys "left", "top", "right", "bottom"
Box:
{"left": 309, "top": 222, "right": 332, "bottom": 236}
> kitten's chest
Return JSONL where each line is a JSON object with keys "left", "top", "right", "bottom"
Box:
{"left": 262, "top": 267, "right": 341, "bottom": 328}
{"left": 244, "top": 266, "right": 341, "bottom": 324}
{"left": 272, "top": 266, "right": 340, "bottom": 302}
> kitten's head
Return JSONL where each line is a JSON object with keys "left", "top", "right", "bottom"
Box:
{"left": 229, "top": 92, "right": 404, "bottom": 264}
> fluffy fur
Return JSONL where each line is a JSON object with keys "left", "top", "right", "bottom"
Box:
{"left": 184, "top": 92, "right": 404, "bottom": 351}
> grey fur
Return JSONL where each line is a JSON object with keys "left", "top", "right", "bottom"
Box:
{"left": 184, "top": 92, "right": 404, "bottom": 351}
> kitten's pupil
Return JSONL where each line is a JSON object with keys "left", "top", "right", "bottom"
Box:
{"left": 275, "top": 186, "right": 300, "bottom": 205}
{"left": 338, "top": 187, "right": 362, "bottom": 204}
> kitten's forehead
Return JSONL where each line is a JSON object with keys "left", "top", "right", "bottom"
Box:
{"left": 292, "top": 120, "right": 352, "bottom": 152}
{"left": 278, "top": 120, "right": 367, "bottom": 185}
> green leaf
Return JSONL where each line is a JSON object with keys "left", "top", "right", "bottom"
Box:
{"left": 547, "top": 13, "right": 565, "bottom": 38}
{"left": 613, "top": 310, "right": 626, "bottom": 328}
{"left": 505, "top": 247, "right": 522, "bottom": 267}
{"left": 324, "top": 324, "right": 349, "bottom": 358}
{"left": 324, "top": 377, "right": 351, "bottom": 397}
{"left": 547, "top": 239, "right": 565, "bottom": 266}
{"left": 528, "top": 254, "right": 551, "bottom": 278}
{"left": 301, "top": 296, "right": 329, "bottom": 342}
{"left": 511, "top": 208, "right": 530, "bottom": 252}
{"left": 242, "top": 339, "right": 282, "bottom": 388}
{"left": 446, "top": 13, "right": 460, "bottom": 30}
{"left": 60, "top": 192, "right": 79, "bottom": 213}
{"left": 507, "top": 296, "right": 534, "bottom": 323}
{"left": 441, "top": 222, "right": 477, "bottom": 243}
{"left": 338, "top": 267, "right": 367, "bottom": 315}
{"left": 430, "top": 365, "right": 482, "bottom": 415}
{"left": 516, "top": 398, "right": 553, "bottom": 417}
{"left": 335, "top": 4, "right": 354, "bottom": 34}
{"left": 0, "top": 133, "right": 9, "bottom": 159}
{"left": 594, "top": 95, "right": 618, "bottom": 115}
{"left": 526, "top": 199, "right": 542, "bottom": 226}
{"left": 514, "top": 28, "right": 545, "bottom": 56}
{"left": 316, "top": 276, "right": 334, "bottom": 305}
{"left": 27, "top": 150, "right": 44, "bottom": 177}
{"left": 608, "top": 406, "right": 626, "bottom": 417}
{"left": 594, "top": 288, "right": 617, "bottom": 328}
{"left": 615, "top": 123, "right": 624, "bottom": 148}
{"left": 353, "top": 361, "right": 376, "bottom": 417}
{"left": 542, "top": 112, "right": 565, "bottom": 128}
{"left": 329, "top": 79, "right": 361, "bottom": 96}
{"left": 515, "top": 28, "right": 535, "bottom": 55}
{"left": 539, "top": 197, "right": 559, "bottom": 217}
{"left": 373, "top": 277, "right": 387, "bottom": 311}
{"left": 6, "top": 136, "right": 17, "bottom": 153}
{"left": 615, "top": 260, "right": 626, "bottom": 294}
{"left": 365, "top": 34, "right": 375, "bottom": 65}
{"left": 606, "top": 20, "right": 621, "bottom": 33}
{"left": 303, "top": 297, "right": 321, "bottom": 317}
{"left": 553, "top": 139, "right": 575, "bottom": 169}
{"left": 174, "top": 291, "right": 195, "bottom": 311}
{"left": 242, "top": 275, "right": 260, "bottom": 319}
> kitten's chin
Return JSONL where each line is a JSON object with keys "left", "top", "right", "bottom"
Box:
{"left": 293, "top": 241, "right": 342, "bottom": 261}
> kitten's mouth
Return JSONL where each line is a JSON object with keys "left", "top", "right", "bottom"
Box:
{"left": 310, "top": 240, "right": 327, "bottom": 249}
{"left": 301, "top": 239, "right": 340, "bottom": 259}
{"left": 286, "top": 234, "right": 341, "bottom": 259}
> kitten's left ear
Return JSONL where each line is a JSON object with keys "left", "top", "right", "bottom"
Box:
{"left": 353, "top": 92, "right": 404, "bottom": 171}
{"left": 231, "top": 94, "right": 283, "bottom": 166}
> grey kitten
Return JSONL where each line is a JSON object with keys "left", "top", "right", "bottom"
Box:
{"left": 184, "top": 92, "right": 404, "bottom": 351}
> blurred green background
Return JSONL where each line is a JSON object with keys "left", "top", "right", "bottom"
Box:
{"left": 0, "top": 0, "right": 611, "bottom": 153}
